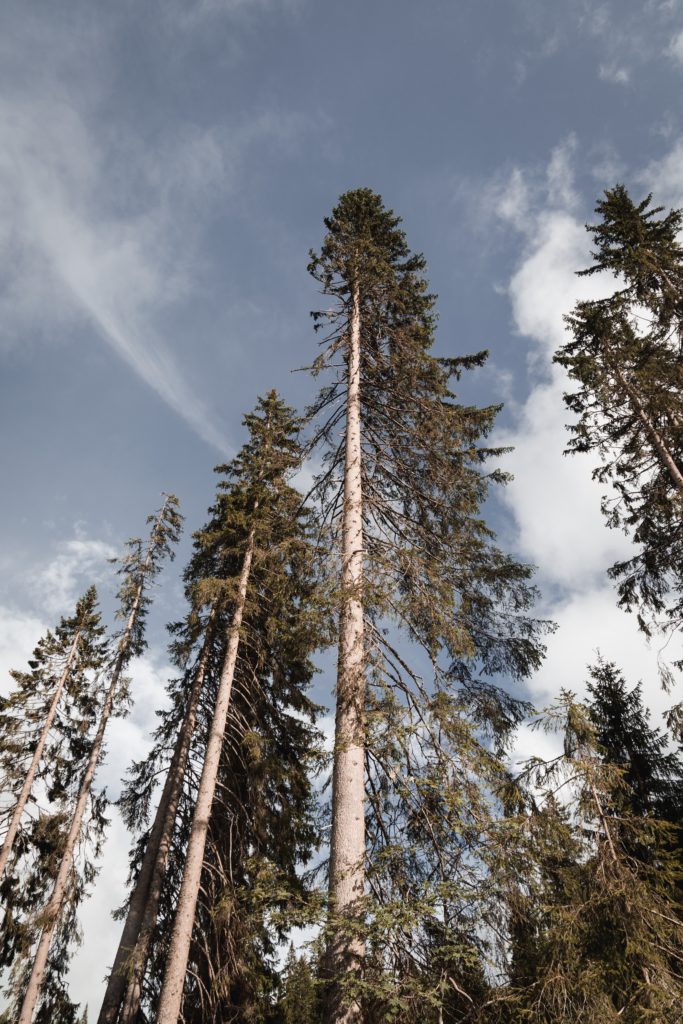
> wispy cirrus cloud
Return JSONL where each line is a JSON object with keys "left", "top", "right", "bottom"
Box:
{"left": 0, "top": 5, "right": 315, "bottom": 455}
{"left": 0, "top": 92, "right": 234, "bottom": 453}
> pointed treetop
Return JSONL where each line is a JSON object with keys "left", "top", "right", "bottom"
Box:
{"left": 579, "top": 184, "right": 683, "bottom": 322}
{"left": 308, "top": 187, "right": 431, "bottom": 305}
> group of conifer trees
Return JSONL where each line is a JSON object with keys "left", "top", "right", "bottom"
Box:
{"left": 1, "top": 186, "right": 683, "bottom": 1023}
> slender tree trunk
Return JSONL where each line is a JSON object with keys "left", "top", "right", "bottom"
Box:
{"left": 0, "top": 628, "right": 82, "bottom": 880}
{"left": 155, "top": 529, "right": 256, "bottom": 1024}
{"left": 16, "top": 501, "right": 171, "bottom": 1024}
{"left": 613, "top": 364, "right": 683, "bottom": 495}
{"left": 327, "top": 282, "right": 366, "bottom": 1024}
{"left": 97, "top": 613, "right": 216, "bottom": 1024}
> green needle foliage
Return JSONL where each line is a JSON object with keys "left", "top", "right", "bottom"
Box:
{"left": 586, "top": 659, "right": 683, "bottom": 832}
{"left": 308, "top": 188, "right": 550, "bottom": 702}
{"left": 111, "top": 493, "right": 183, "bottom": 668}
{"left": 0, "top": 587, "right": 109, "bottom": 1023}
{"left": 556, "top": 186, "right": 683, "bottom": 654}
{"left": 495, "top": 683, "right": 683, "bottom": 1023}
{"left": 117, "top": 393, "right": 328, "bottom": 1023}
{"left": 306, "top": 188, "right": 553, "bottom": 1019}
{"left": 274, "top": 946, "right": 321, "bottom": 1024}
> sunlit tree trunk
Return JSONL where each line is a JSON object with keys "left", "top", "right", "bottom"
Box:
{"left": 611, "top": 362, "right": 683, "bottom": 496}
{"left": 97, "top": 613, "right": 216, "bottom": 1024}
{"left": 155, "top": 531, "right": 255, "bottom": 1024}
{"left": 327, "top": 281, "right": 366, "bottom": 1024}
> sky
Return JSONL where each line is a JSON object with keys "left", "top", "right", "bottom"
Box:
{"left": 2, "top": 0, "right": 683, "bottom": 1014}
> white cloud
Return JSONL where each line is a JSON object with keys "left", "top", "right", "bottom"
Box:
{"left": 482, "top": 135, "right": 683, "bottom": 753}
{"left": 0, "top": 94, "right": 233, "bottom": 453}
{"left": 598, "top": 62, "right": 630, "bottom": 84}
{"left": 665, "top": 28, "right": 683, "bottom": 62}
{"left": 497, "top": 373, "right": 631, "bottom": 591}
{"left": 28, "top": 532, "right": 118, "bottom": 618}
{"left": 0, "top": 8, "right": 317, "bottom": 455}
{"left": 545, "top": 135, "right": 579, "bottom": 210}
{"left": 0, "top": 604, "right": 47, "bottom": 696}
{"left": 640, "top": 136, "right": 683, "bottom": 205}
{"left": 493, "top": 168, "right": 532, "bottom": 230}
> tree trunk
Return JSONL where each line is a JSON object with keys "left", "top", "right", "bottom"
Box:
{"left": 613, "top": 364, "right": 683, "bottom": 496}
{"left": 18, "top": 608, "right": 142, "bottom": 1022}
{"left": 155, "top": 529, "right": 256, "bottom": 1024}
{"left": 16, "top": 501, "right": 170, "bottom": 1024}
{"left": 97, "top": 613, "right": 216, "bottom": 1024}
{"left": 0, "top": 628, "right": 82, "bottom": 880}
{"left": 327, "top": 281, "right": 366, "bottom": 1024}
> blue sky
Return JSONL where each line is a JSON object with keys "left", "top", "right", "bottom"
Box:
{"left": 3, "top": 0, "right": 683, "bottom": 1013}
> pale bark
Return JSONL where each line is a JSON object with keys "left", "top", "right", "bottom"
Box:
{"left": 97, "top": 613, "right": 216, "bottom": 1024}
{"left": 155, "top": 530, "right": 255, "bottom": 1024}
{"left": 327, "top": 282, "right": 366, "bottom": 1024}
{"left": 0, "top": 628, "right": 82, "bottom": 880}
{"left": 612, "top": 363, "right": 683, "bottom": 496}
{"left": 17, "top": 506, "right": 169, "bottom": 1024}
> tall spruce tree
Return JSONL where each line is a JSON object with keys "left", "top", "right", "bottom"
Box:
{"left": 306, "top": 188, "right": 551, "bottom": 1022}
{"left": 16, "top": 497, "right": 181, "bottom": 1024}
{"left": 137, "top": 393, "right": 325, "bottom": 1024}
{"left": 555, "top": 187, "right": 683, "bottom": 653}
{"left": 0, "top": 587, "right": 109, "bottom": 1023}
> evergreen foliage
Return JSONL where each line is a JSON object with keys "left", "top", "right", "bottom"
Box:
{"left": 274, "top": 946, "right": 321, "bottom": 1024}
{"left": 308, "top": 188, "right": 549, "bottom": 698}
{"left": 12, "top": 496, "right": 181, "bottom": 1024}
{"left": 307, "top": 188, "right": 553, "bottom": 1020}
{"left": 556, "top": 187, "right": 683, "bottom": 655}
{"left": 114, "top": 393, "right": 326, "bottom": 1023}
{"left": 587, "top": 659, "right": 683, "bottom": 830}
{"left": 494, "top": 683, "right": 683, "bottom": 1023}
{"left": 0, "top": 588, "right": 109, "bottom": 1022}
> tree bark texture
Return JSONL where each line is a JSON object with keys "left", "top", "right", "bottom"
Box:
{"left": 97, "top": 612, "right": 216, "bottom": 1024}
{"left": 155, "top": 531, "right": 255, "bottom": 1024}
{"left": 327, "top": 282, "right": 366, "bottom": 1024}
{"left": 613, "top": 363, "right": 683, "bottom": 496}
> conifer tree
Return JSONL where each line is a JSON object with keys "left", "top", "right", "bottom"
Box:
{"left": 497, "top": 690, "right": 683, "bottom": 1023}
{"left": 97, "top": 612, "right": 218, "bottom": 1024}
{"left": 555, "top": 187, "right": 683, "bottom": 651}
{"left": 0, "top": 587, "right": 109, "bottom": 1023}
{"left": 16, "top": 496, "right": 181, "bottom": 1024}
{"left": 0, "top": 588, "right": 103, "bottom": 880}
{"left": 142, "top": 393, "right": 325, "bottom": 1024}
{"left": 306, "top": 188, "right": 551, "bottom": 1022}
{"left": 587, "top": 659, "right": 683, "bottom": 831}
{"left": 275, "top": 946, "right": 321, "bottom": 1024}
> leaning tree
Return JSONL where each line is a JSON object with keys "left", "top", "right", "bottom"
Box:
{"left": 15, "top": 497, "right": 181, "bottom": 1024}
{"left": 120, "top": 393, "right": 326, "bottom": 1024}
{"left": 556, "top": 187, "right": 683, "bottom": 657}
